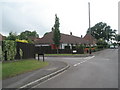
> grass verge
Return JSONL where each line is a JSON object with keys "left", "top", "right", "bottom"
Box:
{"left": 45, "top": 54, "right": 84, "bottom": 56}
{"left": 0, "top": 62, "right": 2, "bottom": 80}
{"left": 2, "top": 59, "right": 48, "bottom": 79}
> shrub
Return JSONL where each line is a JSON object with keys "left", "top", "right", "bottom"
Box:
{"left": 16, "top": 39, "right": 28, "bottom": 43}
{"left": 0, "top": 46, "right": 2, "bottom": 60}
{"left": 2, "top": 40, "right": 16, "bottom": 61}
{"left": 19, "top": 49, "right": 23, "bottom": 59}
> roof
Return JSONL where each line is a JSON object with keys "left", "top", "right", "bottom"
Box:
{"left": 35, "top": 32, "right": 86, "bottom": 44}
{"left": 0, "top": 33, "right": 5, "bottom": 41}
{"left": 83, "top": 33, "right": 97, "bottom": 44}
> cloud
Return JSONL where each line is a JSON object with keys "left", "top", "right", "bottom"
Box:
{"left": 1, "top": 0, "right": 119, "bottom": 37}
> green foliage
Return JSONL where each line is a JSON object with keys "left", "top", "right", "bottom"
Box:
{"left": 19, "top": 49, "right": 23, "bottom": 59}
{"left": 115, "top": 34, "right": 120, "bottom": 41}
{"left": 6, "top": 30, "right": 39, "bottom": 43}
{"left": 16, "top": 39, "right": 28, "bottom": 43}
{"left": 6, "top": 32, "right": 18, "bottom": 41}
{"left": 2, "top": 59, "right": 49, "bottom": 79}
{"left": 87, "top": 22, "right": 117, "bottom": 42}
{"left": 52, "top": 14, "right": 61, "bottom": 47}
{"left": 96, "top": 39, "right": 108, "bottom": 49}
{"left": 2, "top": 40, "right": 16, "bottom": 61}
{"left": 76, "top": 44, "right": 84, "bottom": 49}
{"left": 0, "top": 46, "right": 2, "bottom": 60}
{"left": 18, "top": 30, "right": 39, "bottom": 43}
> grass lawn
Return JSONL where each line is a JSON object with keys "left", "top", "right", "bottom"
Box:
{"left": 2, "top": 59, "right": 49, "bottom": 79}
{"left": 0, "top": 62, "right": 2, "bottom": 80}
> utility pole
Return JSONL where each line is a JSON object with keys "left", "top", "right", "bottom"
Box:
{"left": 88, "top": 2, "right": 92, "bottom": 54}
{"left": 88, "top": 2, "right": 91, "bottom": 31}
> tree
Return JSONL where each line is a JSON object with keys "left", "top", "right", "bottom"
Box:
{"left": 87, "top": 22, "right": 117, "bottom": 42}
{"left": 6, "top": 32, "right": 18, "bottom": 41}
{"left": 18, "top": 30, "right": 39, "bottom": 43}
{"left": 115, "top": 34, "right": 120, "bottom": 41}
{"left": 52, "top": 14, "right": 61, "bottom": 54}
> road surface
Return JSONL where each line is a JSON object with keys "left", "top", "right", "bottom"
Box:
{"left": 33, "top": 49, "right": 118, "bottom": 88}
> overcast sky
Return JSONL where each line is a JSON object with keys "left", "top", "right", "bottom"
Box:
{"left": 0, "top": 0, "right": 119, "bottom": 37}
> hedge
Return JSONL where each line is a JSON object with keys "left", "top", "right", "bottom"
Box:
{"left": 2, "top": 40, "right": 16, "bottom": 61}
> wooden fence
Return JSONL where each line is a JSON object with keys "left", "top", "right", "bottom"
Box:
{"left": 15, "top": 42, "right": 35, "bottom": 59}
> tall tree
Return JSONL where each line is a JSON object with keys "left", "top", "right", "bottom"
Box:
{"left": 52, "top": 14, "right": 61, "bottom": 54}
{"left": 6, "top": 32, "right": 18, "bottom": 41}
{"left": 18, "top": 30, "right": 39, "bottom": 43}
{"left": 87, "top": 22, "right": 117, "bottom": 42}
{"left": 115, "top": 34, "right": 120, "bottom": 41}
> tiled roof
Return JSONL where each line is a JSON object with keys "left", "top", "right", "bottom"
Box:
{"left": 83, "top": 33, "right": 97, "bottom": 44}
{"left": 0, "top": 33, "right": 5, "bottom": 41}
{"left": 35, "top": 32, "right": 86, "bottom": 44}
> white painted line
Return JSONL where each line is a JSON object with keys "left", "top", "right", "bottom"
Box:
{"left": 19, "top": 65, "right": 69, "bottom": 88}
{"left": 84, "top": 56, "right": 95, "bottom": 59}
{"left": 73, "top": 56, "right": 95, "bottom": 67}
{"left": 32, "top": 70, "right": 67, "bottom": 88}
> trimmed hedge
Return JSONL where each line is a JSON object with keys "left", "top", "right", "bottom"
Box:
{"left": 2, "top": 40, "right": 16, "bottom": 61}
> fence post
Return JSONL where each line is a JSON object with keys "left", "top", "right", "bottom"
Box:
{"left": 43, "top": 54, "right": 44, "bottom": 62}
{"left": 38, "top": 54, "right": 39, "bottom": 61}
{"left": 4, "top": 51, "right": 7, "bottom": 61}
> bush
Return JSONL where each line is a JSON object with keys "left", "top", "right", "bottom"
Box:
{"left": 19, "top": 49, "right": 23, "bottom": 59}
{"left": 2, "top": 40, "right": 16, "bottom": 61}
{"left": 0, "top": 46, "right": 2, "bottom": 60}
{"left": 16, "top": 39, "right": 28, "bottom": 43}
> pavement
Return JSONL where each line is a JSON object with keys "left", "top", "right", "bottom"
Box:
{"left": 2, "top": 60, "right": 69, "bottom": 89}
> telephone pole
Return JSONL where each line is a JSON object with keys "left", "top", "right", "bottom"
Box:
{"left": 88, "top": 2, "right": 92, "bottom": 54}
{"left": 88, "top": 2, "right": 91, "bottom": 31}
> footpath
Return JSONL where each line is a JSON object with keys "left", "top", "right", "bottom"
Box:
{"left": 2, "top": 61, "right": 69, "bottom": 89}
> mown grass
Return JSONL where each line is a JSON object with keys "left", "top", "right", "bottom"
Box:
{"left": 2, "top": 59, "right": 48, "bottom": 79}
{"left": 0, "top": 62, "right": 2, "bottom": 80}
{"left": 45, "top": 54, "right": 83, "bottom": 56}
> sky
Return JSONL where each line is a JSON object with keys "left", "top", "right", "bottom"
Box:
{"left": 0, "top": 0, "right": 119, "bottom": 38}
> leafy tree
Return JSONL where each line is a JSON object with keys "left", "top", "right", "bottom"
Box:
{"left": 6, "top": 32, "right": 18, "bottom": 41}
{"left": 96, "top": 39, "right": 108, "bottom": 49}
{"left": 87, "top": 22, "right": 117, "bottom": 42}
{"left": 18, "top": 30, "right": 39, "bottom": 43}
{"left": 52, "top": 14, "right": 61, "bottom": 53}
{"left": 2, "top": 40, "right": 16, "bottom": 61}
{"left": 115, "top": 34, "right": 120, "bottom": 41}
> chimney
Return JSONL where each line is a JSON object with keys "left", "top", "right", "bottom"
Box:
{"left": 52, "top": 27, "right": 54, "bottom": 32}
{"left": 70, "top": 32, "right": 72, "bottom": 35}
{"left": 81, "top": 35, "right": 83, "bottom": 38}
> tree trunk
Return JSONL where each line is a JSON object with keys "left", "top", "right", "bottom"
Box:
{"left": 56, "top": 49, "right": 59, "bottom": 54}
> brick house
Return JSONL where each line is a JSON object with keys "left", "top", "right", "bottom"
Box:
{"left": 34, "top": 32, "right": 97, "bottom": 49}
{"left": 83, "top": 33, "right": 97, "bottom": 46}
{"left": 0, "top": 33, "right": 5, "bottom": 41}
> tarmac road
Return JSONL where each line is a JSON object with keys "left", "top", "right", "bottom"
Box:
{"left": 33, "top": 49, "right": 118, "bottom": 88}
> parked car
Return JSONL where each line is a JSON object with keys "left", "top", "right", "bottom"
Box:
{"left": 110, "top": 45, "right": 114, "bottom": 49}
{"left": 109, "top": 45, "right": 118, "bottom": 49}
{"left": 115, "top": 45, "right": 118, "bottom": 49}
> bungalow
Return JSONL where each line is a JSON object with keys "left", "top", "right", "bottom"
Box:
{"left": 0, "top": 33, "right": 5, "bottom": 41}
{"left": 34, "top": 31, "right": 97, "bottom": 49}
{"left": 83, "top": 33, "right": 97, "bottom": 46}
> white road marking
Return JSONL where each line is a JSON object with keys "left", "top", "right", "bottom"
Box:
{"left": 104, "top": 59, "right": 110, "bottom": 61}
{"left": 84, "top": 56, "right": 95, "bottom": 59}
{"left": 73, "top": 56, "right": 95, "bottom": 67}
{"left": 46, "top": 67, "right": 57, "bottom": 71}
{"left": 63, "top": 58, "right": 84, "bottom": 60}
{"left": 19, "top": 65, "right": 69, "bottom": 88}
{"left": 32, "top": 70, "right": 67, "bottom": 88}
